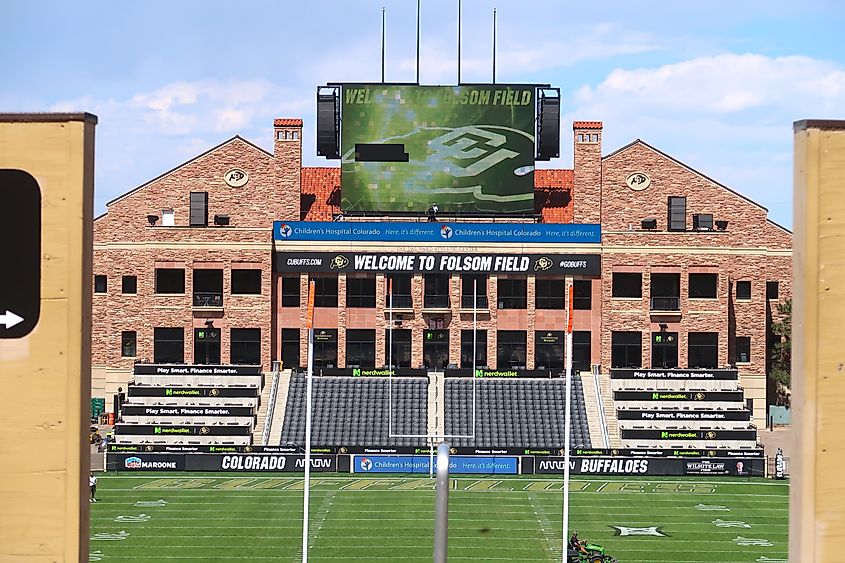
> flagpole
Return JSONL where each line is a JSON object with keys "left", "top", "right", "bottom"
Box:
{"left": 302, "top": 280, "right": 316, "bottom": 563}
{"left": 562, "top": 281, "right": 574, "bottom": 563}
{"left": 472, "top": 278, "right": 477, "bottom": 434}
{"left": 388, "top": 276, "right": 393, "bottom": 438}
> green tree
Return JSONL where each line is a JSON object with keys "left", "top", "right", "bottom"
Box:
{"left": 770, "top": 299, "right": 791, "bottom": 404}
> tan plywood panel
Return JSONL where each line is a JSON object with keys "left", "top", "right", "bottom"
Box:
{"left": 0, "top": 114, "right": 96, "bottom": 562}
{"left": 791, "top": 120, "right": 845, "bottom": 562}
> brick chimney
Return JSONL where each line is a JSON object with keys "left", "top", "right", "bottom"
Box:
{"left": 274, "top": 118, "right": 303, "bottom": 221}
{"left": 572, "top": 121, "right": 603, "bottom": 225}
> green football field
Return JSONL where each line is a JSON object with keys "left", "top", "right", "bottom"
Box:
{"left": 89, "top": 473, "right": 788, "bottom": 562}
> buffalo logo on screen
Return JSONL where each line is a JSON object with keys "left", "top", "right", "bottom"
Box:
{"left": 611, "top": 449, "right": 620, "bottom": 456}
{"left": 243, "top": 446, "right": 253, "bottom": 453}
{"left": 449, "top": 447, "right": 458, "bottom": 455}
{"left": 145, "top": 445, "right": 155, "bottom": 452}
{"left": 209, "top": 388, "right": 220, "bottom": 397}
{"left": 694, "top": 393, "right": 705, "bottom": 401}
{"left": 705, "top": 431, "right": 717, "bottom": 440}
{"left": 125, "top": 456, "right": 143, "bottom": 469}
{"left": 440, "top": 225, "right": 453, "bottom": 240}
{"left": 359, "top": 457, "right": 373, "bottom": 471}
{"left": 279, "top": 223, "right": 293, "bottom": 238}
{"left": 330, "top": 255, "right": 349, "bottom": 269}
{"left": 339, "top": 447, "right": 348, "bottom": 454}
{"left": 707, "top": 450, "right": 717, "bottom": 457}
{"left": 199, "top": 426, "right": 211, "bottom": 435}
{"left": 533, "top": 257, "right": 553, "bottom": 271}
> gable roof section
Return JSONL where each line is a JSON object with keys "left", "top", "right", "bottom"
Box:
{"left": 100, "top": 135, "right": 273, "bottom": 214}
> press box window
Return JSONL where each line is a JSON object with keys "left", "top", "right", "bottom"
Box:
{"left": 231, "top": 328, "right": 261, "bottom": 365}
{"left": 496, "top": 330, "right": 527, "bottom": 369}
{"left": 688, "top": 332, "right": 718, "bottom": 369}
{"left": 689, "top": 273, "right": 717, "bottom": 298}
{"left": 460, "top": 330, "right": 487, "bottom": 368}
{"left": 232, "top": 269, "right": 261, "bottom": 295}
{"left": 611, "top": 331, "right": 641, "bottom": 368}
{"left": 281, "top": 276, "right": 300, "bottom": 307}
{"left": 121, "top": 330, "right": 137, "bottom": 357}
{"left": 736, "top": 280, "right": 751, "bottom": 301}
{"left": 346, "top": 329, "right": 376, "bottom": 368}
{"left": 535, "top": 278, "right": 565, "bottom": 309}
{"left": 767, "top": 281, "right": 779, "bottom": 300}
{"left": 497, "top": 278, "right": 527, "bottom": 309}
{"left": 311, "top": 276, "right": 338, "bottom": 307}
{"left": 155, "top": 268, "right": 185, "bottom": 294}
{"left": 612, "top": 272, "right": 642, "bottom": 298}
{"left": 736, "top": 336, "right": 751, "bottom": 363}
{"left": 189, "top": 191, "right": 208, "bottom": 227}
{"left": 121, "top": 275, "right": 137, "bottom": 294}
{"left": 347, "top": 276, "right": 376, "bottom": 308}
{"left": 573, "top": 280, "right": 592, "bottom": 310}
{"left": 153, "top": 327, "right": 184, "bottom": 364}
{"left": 94, "top": 275, "right": 107, "bottom": 294}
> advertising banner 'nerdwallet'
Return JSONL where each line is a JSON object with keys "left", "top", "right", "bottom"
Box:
{"left": 340, "top": 85, "right": 537, "bottom": 213}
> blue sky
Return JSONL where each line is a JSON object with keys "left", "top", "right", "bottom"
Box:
{"left": 3, "top": 0, "right": 844, "bottom": 227}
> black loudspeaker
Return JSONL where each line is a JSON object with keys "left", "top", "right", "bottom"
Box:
{"left": 537, "top": 89, "right": 561, "bottom": 161}
{"left": 317, "top": 86, "right": 340, "bottom": 159}
{"left": 641, "top": 218, "right": 657, "bottom": 230}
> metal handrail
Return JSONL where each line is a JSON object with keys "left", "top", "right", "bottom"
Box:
{"left": 261, "top": 369, "right": 281, "bottom": 446}
{"left": 650, "top": 296, "right": 680, "bottom": 311}
{"left": 193, "top": 292, "right": 223, "bottom": 307}
{"left": 592, "top": 365, "right": 611, "bottom": 448}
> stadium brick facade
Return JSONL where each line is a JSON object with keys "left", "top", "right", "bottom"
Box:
{"left": 91, "top": 119, "right": 791, "bottom": 423}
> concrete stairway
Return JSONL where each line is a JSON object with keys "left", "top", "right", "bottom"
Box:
{"left": 597, "top": 372, "right": 622, "bottom": 448}
{"left": 428, "top": 371, "right": 445, "bottom": 441}
{"left": 251, "top": 372, "right": 276, "bottom": 444}
{"left": 579, "top": 372, "right": 605, "bottom": 448}
{"left": 267, "top": 369, "right": 293, "bottom": 446}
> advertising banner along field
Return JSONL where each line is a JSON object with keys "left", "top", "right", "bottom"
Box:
{"left": 340, "top": 84, "right": 537, "bottom": 213}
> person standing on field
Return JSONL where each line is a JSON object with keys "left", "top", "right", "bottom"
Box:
{"left": 89, "top": 472, "right": 97, "bottom": 503}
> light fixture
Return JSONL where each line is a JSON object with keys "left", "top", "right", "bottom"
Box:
{"left": 147, "top": 214, "right": 159, "bottom": 225}
{"left": 641, "top": 218, "right": 657, "bottom": 230}
{"left": 213, "top": 214, "right": 230, "bottom": 226}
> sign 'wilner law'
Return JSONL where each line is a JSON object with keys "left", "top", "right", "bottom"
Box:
{"left": 273, "top": 221, "right": 601, "bottom": 244}
{"left": 274, "top": 252, "right": 600, "bottom": 275}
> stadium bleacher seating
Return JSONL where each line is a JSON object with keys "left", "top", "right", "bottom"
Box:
{"left": 444, "top": 378, "right": 591, "bottom": 448}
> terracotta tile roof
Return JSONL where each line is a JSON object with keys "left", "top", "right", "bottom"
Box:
{"left": 299, "top": 167, "right": 574, "bottom": 224}
{"left": 534, "top": 169, "right": 574, "bottom": 224}
{"left": 301, "top": 167, "right": 341, "bottom": 221}
{"left": 274, "top": 118, "right": 303, "bottom": 127}
{"left": 572, "top": 120, "right": 603, "bottom": 130}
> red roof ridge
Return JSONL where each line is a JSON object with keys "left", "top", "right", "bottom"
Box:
{"left": 274, "top": 118, "right": 303, "bottom": 127}
{"left": 573, "top": 120, "right": 603, "bottom": 129}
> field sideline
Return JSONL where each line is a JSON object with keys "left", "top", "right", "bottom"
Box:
{"left": 89, "top": 473, "right": 788, "bottom": 562}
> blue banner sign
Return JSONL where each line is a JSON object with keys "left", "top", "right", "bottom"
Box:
{"left": 351, "top": 455, "right": 519, "bottom": 474}
{"left": 274, "top": 221, "right": 600, "bottom": 244}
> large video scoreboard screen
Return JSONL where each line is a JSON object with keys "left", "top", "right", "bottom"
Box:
{"left": 340, "top": 84, "right": 536, "bottom": 214}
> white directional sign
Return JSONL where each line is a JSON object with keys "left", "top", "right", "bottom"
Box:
{"left": 0, "top": 310, "right": 23, "bottom": 329}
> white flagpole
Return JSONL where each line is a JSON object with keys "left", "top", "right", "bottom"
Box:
{"left": 472, "top": 278, "right": 477, "bottom": 434}
{"left": 388, "top": 276, "right": 393, "bottom": 438}
{"left": 562, "top": 280, "right": 574, "bottom": 563}
{"left": 302, "top": 281, "right": 315, "bottom": 563}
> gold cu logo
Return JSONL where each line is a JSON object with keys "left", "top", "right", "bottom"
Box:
{"left": 534, "top": 257, "right": 553, "bottom": 271}
{"left": 330, "top": 255, "right": 349, "bottom": 269}
{"left": 145, "top": 445, "right": 154, "bottom": 452}
{"left": 708, "top": 450, "right": 716, "bottom": 457}
{"left": 694, "top": 393, "right": 705, "bottom": 401}
{"left": 705, "top": 431, "right": 717, "bottom": 440}
{"left": 200, "top": 427, "right": 210, "bottom": 435}
{"left": 210, "top": 388, "right": 220, "bottom": 397}
{"left": 449, "top": 447, "right": 457, "bottom": 455}
{"left": 243, "top": 446, "right": 252, "bottom": 453}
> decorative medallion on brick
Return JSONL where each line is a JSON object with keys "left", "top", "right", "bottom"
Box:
{"left": 224, "top": 168, "right": 249, "bottom": 187}
{"left": 626, "top": 171, "right": 650, "bottom": 191}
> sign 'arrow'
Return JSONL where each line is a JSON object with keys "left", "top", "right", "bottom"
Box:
{"left": 0, "top": 311, "right": 24, "bottom": 329}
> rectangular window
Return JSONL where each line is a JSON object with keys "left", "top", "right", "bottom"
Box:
{"left": 535, "top": 278, "right": 565, "bottom": 309}
{"left": 162, "top": 209, "right": 175, "bottom": 227}
{"left": 387, "top": 273, "right": 413, "bottom": 309}
{"left": 194, "top": 326, "right": 220, "bottom": 364}
{"left": 313, "top": 329, "right": 338, "bottom": 368}
{"left": 153, "top": 327, "right": 184, "bottom": 363}
{"left": 461, "top": 274, "right": 488, "bottom": 308}
{"left": 121, "top": 330, "right": 137, "bottom": 357}
{"left": 281, "top": 328, "right": 300, "bottom": 369}
{"left": 311, "top": 275, "right": 338, "bottom": 307}
{"left": 573, "top": 280, "right": 592, "bottom": 310}
{"left": 281, "top": 276, "right": 300, "bottom": 307}
{"left": 736, "top": 336, "right": 751, "bottom": 363}
{"left": 651, "top": 331, "right": 679, "bottom": 368}
{"left": 193, "top": 269, "right": 223, "bottom": 307}
{"left": 347, "top": 276, "right": 376, "bottom": 308}
{"left": 497, "top": 278, "right": 527, "bottom": 309}
{"left": 189, "top": 191, "right": 208, "bottom": 227}
{"left": 650, "top": 273, "right": 680, "bottom": 311}
{"left": 611, "top": 331, "right": 641, "bottom": 368}
{"left": 767, "top": 281, "right": 779, "bottom": 300}
{"left": 688, "top": 332, "right": 718, "bottom": 369}
{"left": 121, "top": 275, "right": 137, "bottom": 294}
{"left": 497, "top": 330, "right": 527, "bottom": 369}
{"left": 535, "top": 331, "right": 564, "bottom": 370}
{"left": 346, "top": 329, "right": 376, "bottom": 368}
{"left": 736, "top": 280, "right": 751, "bottom": 301}
{"left": 689, "top": 273, "right": 718, "bottom": 298}
{"left": 385, "top": 328, "right": 412, "bottom": 368}
{"left": 94, "top": 275, "right": 107, "bottom": 294}
{"left": 573, "top": 331, "right": 591, "bottom": 372}
{"left": 668, "top": 196, "right": 687, "bottom": 231}
{"left": 423, "top": 274, "right": 450, "bottom": 308}
{"left": 460, "top": 330, "right": 487, "bottom": 368}
{"left": 155, "top": 268, "right": 185, "bottom": 294}
{"left": 232, "top": 269, "right": 261, "bottom": 295}
{"left": 612, "top": 272, "right": 642, "bottom": 298}
{"left": 231, "top": 328, "right": 261, "bottom": 365}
